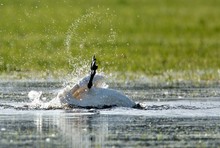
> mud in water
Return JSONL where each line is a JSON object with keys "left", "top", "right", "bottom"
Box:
{"left": 0, "top": 80, "right": 220, "bottom": 147}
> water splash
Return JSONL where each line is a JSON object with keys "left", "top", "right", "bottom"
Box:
{"left": 64, "top": 8, "right": 118, "bottom": 80}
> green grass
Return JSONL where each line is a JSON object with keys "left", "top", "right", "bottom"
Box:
{"left": 0, "top": 0, "right": 220, "bottom": 81}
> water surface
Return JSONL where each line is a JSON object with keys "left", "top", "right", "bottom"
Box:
{"left": 1, "top": 80, "right": 220, "bottom": 147}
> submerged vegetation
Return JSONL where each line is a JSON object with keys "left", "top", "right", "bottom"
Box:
{"left": 0, "top": 0, "right": 220, "bottom": 81}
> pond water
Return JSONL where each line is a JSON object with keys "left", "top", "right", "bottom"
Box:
{"left": 1, "top": 80, "right": 220, "bottom": 147}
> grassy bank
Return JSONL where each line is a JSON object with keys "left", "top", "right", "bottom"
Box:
{"left": 0, "top": 0, "right": 220, "bottom": 81}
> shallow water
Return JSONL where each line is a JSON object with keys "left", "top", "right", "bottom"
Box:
{"left": 1, "top": 80, "right": 220, "bottom": 147}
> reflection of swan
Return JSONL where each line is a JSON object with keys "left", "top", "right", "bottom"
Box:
{"left": 28, "top": 56, "right": 136, "bottom": 109}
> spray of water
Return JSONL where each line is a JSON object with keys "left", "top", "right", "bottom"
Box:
{"left": 64, "top": 8, "right": 118, "bottom": 81}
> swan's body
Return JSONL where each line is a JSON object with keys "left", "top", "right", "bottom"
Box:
{"left": 28, "top": 74, "right": 136, "bottom": 109}
{"left": 65, "top": 87, "right": 135, "bottom": 108}
{"left": 56, "top": 75, "right": 136, "bottom": 108}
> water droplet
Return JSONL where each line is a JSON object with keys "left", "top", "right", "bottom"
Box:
{"left": 1, "top": 128, "right": 6, "bottom": 131}
{"left": 178, "top": 96, "right": 183, "bottom": 99}
{"left": 46, "top": 138, "right": 50, "bottom": 142}
{"left": 64, "top": 8, "right": 118, "bottom": 77}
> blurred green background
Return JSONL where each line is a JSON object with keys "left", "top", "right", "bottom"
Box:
{"left": 0, "top": 0, "right": 220, "bottom": 80}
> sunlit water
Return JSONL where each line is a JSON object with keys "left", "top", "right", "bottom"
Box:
{"left": 1, "top": 80, "right": 220, "bottom": 147}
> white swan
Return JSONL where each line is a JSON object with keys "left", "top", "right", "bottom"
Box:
{"left": 28, "top": 56, "right": 136, "bottom": 109}
{"left": 56, "top": 74, "right": 136, "bottom": 108}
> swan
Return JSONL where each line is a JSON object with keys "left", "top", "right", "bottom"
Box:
{"left": 28, "top": 56, "right": 136, "bottom": 109}
{"left": 58, "top": 75, "right": 136, "bottom": 108}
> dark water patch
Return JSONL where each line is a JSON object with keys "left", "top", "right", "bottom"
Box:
{"left": 126, "top": 87, "right": 220, "bottom": 101}
{"left": 0, "top": 81, "right": 62, "bottom": 91}
{"left": 102, "top": 116, "right": 220, "bottom": 147}
{"left": 144, "top": 104, "right": 200, "bottom": 110}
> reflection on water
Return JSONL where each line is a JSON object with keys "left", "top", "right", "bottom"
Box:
{"left": 57, "top": 111, "right": 108, "bottom": 148}
{"left": 0, "top": 110, "right": 107, "bottom": 147}
{"left": 1, "top": 110, "right": 220, "bottom": 147}
{"left": 1, "top": 80, "right": 220, "bottom": 147}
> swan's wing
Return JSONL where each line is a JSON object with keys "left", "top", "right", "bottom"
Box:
{"left": 78, "top": 74, "right": 105, "bottom": 88}
{"left": 72, "top": 86, "right": 88, "bottom": 99}
{"left": 70, "top": 84, "right": 80, "bottom": 94}
{"left": 78, "top": 75, "right": 90, "bottom": 87}
{"left": 69, "top": 74, "right": 105, "bottom": 100}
